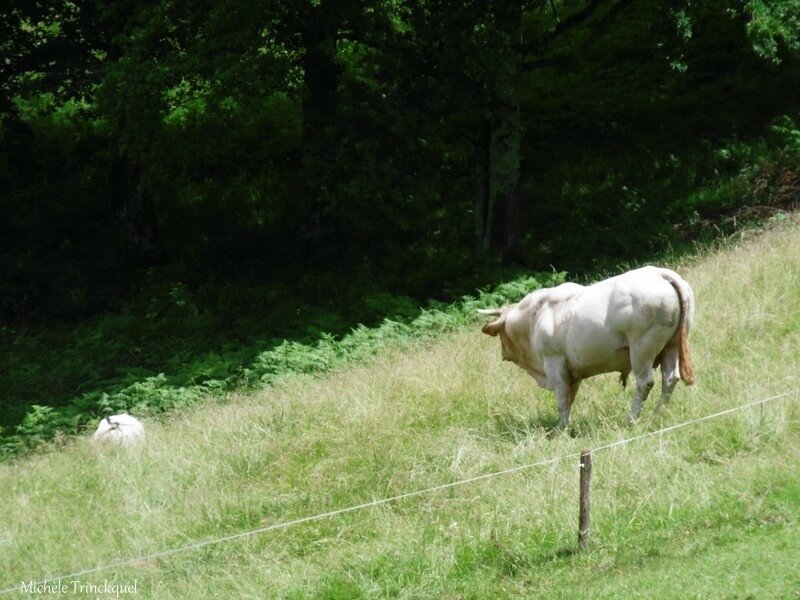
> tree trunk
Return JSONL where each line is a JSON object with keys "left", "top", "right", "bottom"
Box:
{"left": 474, "top": 117, "right": 492, "bottom": 255}
{"left": 301, "top": 25, "right": 340, "bottom": 152}
{"left": 301, "top": 0, "right": 341, "bottom": 167}
{"left": 108, "top": 141, "right": 165, "bottom": 265}
{"left": 490, "top": 95, "right": 523, "bottom": 264}
{"left": 299, "top": 0, "right": 342, "bottom": 241}
{"left": 474, "top": 92, "right": 523, "bottom": 263}
{"left": 473, "top": 5, "right": 524, "bottom": 264}
{"left": 125, "top": 163, "right": 164, "bottom": 264}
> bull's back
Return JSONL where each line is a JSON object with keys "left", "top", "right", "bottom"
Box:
{"left": 612, "top": 267, "right": 682, "bottom": 333}
{"left": 562, "top": 267, "right": 681, "bottom": 376}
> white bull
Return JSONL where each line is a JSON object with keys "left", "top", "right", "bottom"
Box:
{"left": 480, "top": 266, "right": 695, "bottom": 426}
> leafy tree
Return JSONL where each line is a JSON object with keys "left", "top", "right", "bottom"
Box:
{"left": 1, "top": 0, "right": 799, "bottom": 322}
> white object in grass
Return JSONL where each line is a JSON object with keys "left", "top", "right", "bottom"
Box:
{"left": 92, "top": 414, "right": 145, "bottom": 444}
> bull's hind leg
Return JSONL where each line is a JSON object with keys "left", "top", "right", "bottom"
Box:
{"left": 655, "top": 343, "right": 681, "bottom": 414}
{"left": 569, "top": 379, "right": 582, "bottom": 412}
{"left": 627, "top": 340, "right": 659, "bottom": 423}
{"left": 628, "top": 368, "right": 654, "bottom": 423}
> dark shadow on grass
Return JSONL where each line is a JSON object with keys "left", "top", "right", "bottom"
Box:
{"left": 490, "top": 410, "right": 575, "bottom": 440}
{"left": 552, "top": 546, "right": 581, "bottom": 560}
{"left": 490, "top": 393, "right": 638, "bottom": 440}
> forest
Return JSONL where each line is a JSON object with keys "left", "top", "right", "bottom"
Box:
{"left": 2, "top": 0, "right": 800, "bottom": 452}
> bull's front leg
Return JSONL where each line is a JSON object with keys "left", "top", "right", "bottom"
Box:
{"left": 544, "top": 356, "right": 572, "bottom": 428}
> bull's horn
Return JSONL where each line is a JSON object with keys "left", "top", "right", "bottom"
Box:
{"left": 476, "top": 308, "right": 503, "bottom": 316}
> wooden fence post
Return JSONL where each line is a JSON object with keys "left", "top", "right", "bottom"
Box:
{"left": 578, "top": 449, "right": 592, "bottom": 551}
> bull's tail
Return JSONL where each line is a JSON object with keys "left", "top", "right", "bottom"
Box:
{"left": 662, "top": 271, "right": 695, "bottom": 385}
{"left": 676, "top": 319, "right": 695, "bottom": 385}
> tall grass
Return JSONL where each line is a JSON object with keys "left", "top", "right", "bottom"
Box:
{"left": 1, "top": 216, "right": 798, "bottom": 598}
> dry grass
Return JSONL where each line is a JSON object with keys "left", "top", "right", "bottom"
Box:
{"left": 1, "top": 216, "right": 799, "bottom": 599}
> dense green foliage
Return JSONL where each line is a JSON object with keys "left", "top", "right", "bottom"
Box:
{"left": 2, "top": 0, "right": 800, "bottom": 451}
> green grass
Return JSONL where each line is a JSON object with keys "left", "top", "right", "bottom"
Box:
{"left": 1, "top": 216, "right": 799, "bottom": 598}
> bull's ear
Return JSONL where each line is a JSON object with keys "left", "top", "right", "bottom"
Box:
{"left": 481, "top": 316, "right": 505, "bottom": 337}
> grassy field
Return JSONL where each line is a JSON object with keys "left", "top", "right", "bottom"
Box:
{"left": 1, "top": 217, "right": 799, "bottom": 599}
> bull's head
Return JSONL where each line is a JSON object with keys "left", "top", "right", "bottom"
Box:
{"left": 478, "top": 307, "right": 516, "bottom": 363}
{"left": 477, "top": 308, "right": 504, "bottom": 334}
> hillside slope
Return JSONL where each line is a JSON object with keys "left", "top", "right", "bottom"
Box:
{"left": 1, "top": 217, "right": 799, "bottom": 599}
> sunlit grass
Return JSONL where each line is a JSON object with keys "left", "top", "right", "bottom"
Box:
{"left": 1, "top": 216, "right": 798, "bottom": 598}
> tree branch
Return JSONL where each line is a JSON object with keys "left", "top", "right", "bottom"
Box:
{"left": 577, "top": 0, "right": 638, "bottom": 52}
{"left": 520, "top": 53, "right": 578, "bottom": 70}
{"left": 521, "top": 0, "right": 610, "bottom": 54}
{"left": 519, "top": 0, "right": 640, "bottom": 71}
